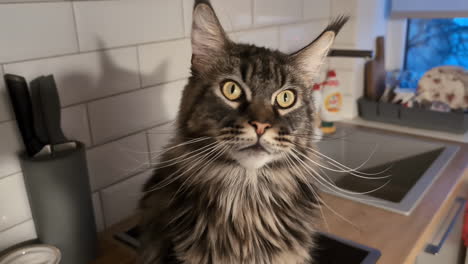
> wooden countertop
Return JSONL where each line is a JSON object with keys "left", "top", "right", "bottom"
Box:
{"left": 91, "top": 126, "right": 468, "bottom": 264}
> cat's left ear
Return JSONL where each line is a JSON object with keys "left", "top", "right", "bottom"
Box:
{"left": 290, "top": 16, "right": 349, "bottom": 79}
{"left": 191, "top": 0, "right": 229, "bottom": 73}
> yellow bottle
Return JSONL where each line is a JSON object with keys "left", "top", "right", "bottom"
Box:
{"left": 320, "top": 70, "right": 343, "bottom": 134}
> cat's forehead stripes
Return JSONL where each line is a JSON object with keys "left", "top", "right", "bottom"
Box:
{"left": 236, "top": 46, "right": 288, "bottom": 93}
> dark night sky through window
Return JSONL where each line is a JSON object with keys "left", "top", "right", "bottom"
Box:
{"left": 404, "top": 18, "right": 468, "bottom": 88}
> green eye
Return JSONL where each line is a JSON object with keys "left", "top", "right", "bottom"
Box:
{"left": 276, "top": 90, "right": 296, "bottom": 108}
{"left": 221, "top": 81, "right": 242, "bottom": 101}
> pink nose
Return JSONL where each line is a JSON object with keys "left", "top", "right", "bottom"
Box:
{"left": 249, "top": 121, "right": 271, "bottom": 135}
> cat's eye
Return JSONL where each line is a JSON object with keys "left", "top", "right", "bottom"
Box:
{"left": 221, "top": 81, "right": 242, "bottom": 101}
{"left": 276, "top": 90, "right": 296, "bottom": 108}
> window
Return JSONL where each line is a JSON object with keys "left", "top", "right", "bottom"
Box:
{"left": 403, "top": 18, "right": 468, "bottom": 88}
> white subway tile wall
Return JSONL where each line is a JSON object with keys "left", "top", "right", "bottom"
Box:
{"left": 331, "top": 0, "right": 358, "bottom": 17}
{"left": 92, "top": 192, "right": 105, "bottom": 232}
{"left": 100, "top": 170, "right": 152, "bottom": 227}
{"left": 73, "top": 0, "right": 185, "bottom": 51}
{"left": 138, "top": 39, "right": 192, "bottom": 87}
{"left": 304, "top": 0, "right": 331, "bottom": 20}
{"left": 61, "top": 105, "right": 92, "bottom": 147}
{"left": 0, "top": 0, "right": 386, "bottom": 249}
{"left": 0, "top": 121, "right": 23, "bottom": 177}
{"left": 0, "top": 3, "right": 78, "bottom": 63}
{"left": 87, "top": 133, "right": 149, "bottom": 191}
{"left": 0, "top": 220, "right": 36, "bottom": 252}
{"left": 183, "top": 0, "right": 253, "bottom": 37}
{"left": 147, "top": 122, "right": 176, "bottom": 163}
{"left": 279, "top": 20, "right": 329, "bottom": 53}
{"left": 230, "top": 27, "right": 280, "bottom": 50}
{"left": 254, "top": 0, "right": 303, "bottom": 26}
{"left": 88, "top": 79, "right": 186, "bottom": 144}
{"left": 4, "top": 47, "right": 140, "bottom": 107}
{"left": 0, "top": 174, "right": 32, "bottom": 232}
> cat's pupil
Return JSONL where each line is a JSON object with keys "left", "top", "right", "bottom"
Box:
{"left": 230, "top": 84, "right": 236, "bottom": 94}
{"left": 283, "top": 93, "right": 288, "bottom": 101}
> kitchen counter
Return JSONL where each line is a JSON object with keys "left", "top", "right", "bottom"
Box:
{"left": 317, "top": 124, "right": 468, "bottom": 264}
{"left": 90, "top": 124, "right": 468, "bottom": 264}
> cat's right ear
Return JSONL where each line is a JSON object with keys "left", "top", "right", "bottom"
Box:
{"left": 191, "top": 0, "right": 229, "bottom": 73}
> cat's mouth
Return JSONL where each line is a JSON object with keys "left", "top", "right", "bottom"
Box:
{"left": 239, "top": 142, "right": 270, "bottom": 154}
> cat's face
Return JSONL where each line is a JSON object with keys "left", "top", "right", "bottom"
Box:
{"left": 177, "top": 1, "right": 346, "bottom": 170}
{"left": 184, "top": 46, "right": 313, "bottom": 169}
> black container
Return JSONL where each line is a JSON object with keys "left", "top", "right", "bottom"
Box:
{"left": 357, "top": 98, "right": 379, "bottom": 121}
{"left": 20, "top": 142, "right": 97, "bottom": 264}
{"left": 400, "top": 107, "right": 468, "bottom": 133}
{"left": 378, "top": 101, "right": 401, "bottom": 124}
{"left": 358, "top": 97, "right": 468, "bottom": 134}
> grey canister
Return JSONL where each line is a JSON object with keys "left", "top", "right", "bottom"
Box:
{"left": 20, "top": 142, "right": 98, "bottom": 264}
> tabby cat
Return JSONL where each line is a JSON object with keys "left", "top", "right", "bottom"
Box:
{"left": 140, "top": 1, "right": 348, "bottom": 263}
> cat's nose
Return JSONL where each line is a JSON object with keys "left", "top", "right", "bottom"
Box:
{"left": 249, "top": 121, "right": 271, "bottom": 136}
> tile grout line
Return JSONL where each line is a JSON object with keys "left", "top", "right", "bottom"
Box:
{"left": 0, "top": 36, "right": 187, "bottom": 66}
{"left": 250, "top": 0, "right": 255, "bottom": 26}
{"left": 0, "top": 0, "right": 118, "bottom": 4}
{"left": 95, "top": 166, "right": 151, "bottom": 197}
{"left": 70, "top": 1, "right": 82, "bottom": 52}
{"left": 276, "top": 25, "right": 281, "bottom": 49}
{"left": 0, "top": 218, "right": 33, "bottom": 235}
{"left": 301, "top": 0, "right": 306, "bottom": 20}
{"left": 97, "top": 191, "right": 109, "bottom": 230}
{"left": 88, "top": 120, "right": 175, "bottom": 150}
{"left": 0, "top": 17, "right": 329, "bottom": 66}
{"left": 144, "top": 130, "right": 153, "bottom": 169}
{"left": 62, "top": 77, "right": 188, "bottom": 109}
{"left": 0, "top": 171, "right": 22, "bottom": 181}
{"left": 135, "top": 46, "right": 144, "bottom": 89}
{"left": 181, "top": 0, "right": 188, "bottom": 37}
{"left": 84, "top": 104, "right": 95, "bottom": 147}
{"left": 0, "top": 119, "right": 13, "bottom": 125}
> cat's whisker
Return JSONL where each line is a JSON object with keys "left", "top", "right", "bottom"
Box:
{"left": 290, "top": 140, "right": 389, "bottom": 177}
{"left": 299, "top": 144, "right": 393, "bottom": 178}
{"left": 309, "top": 187, "right": 361, "bottom": 231}
{"left": 169, "top": 145, "right": 227, "bottom": 202}
{"left": 173, "top": 143, "right": 231, "bottom": 201}
{"left": 292, "top": 143, "right": 391, "bottom": 180}
{"left": 145, "top": 139, "right": 236, "bottom": 194}
{"left": 115, "top": 136, "right": 212, "bottom": 156}
{"left": 126, "top": 140, "right": 218, "bottom": 176}
{"left": 144, "top": 145, "right": 221, "bottom": 192}
{"left": 289, "top": 149, "right": 391, "bottom": 201}
{"left": 285, "top": 152, "right": 361, "bottom": 231}
{"left": 152, "top": 136, "right": 213, "bottom": 156}
{"left": 281, "top": 153, "right": 329, "bottom": 232}
{"left": 152, "top": 141, "right": 220, "bottom": 168}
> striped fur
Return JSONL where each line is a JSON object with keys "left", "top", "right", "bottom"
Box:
{"left": 140, "top": 1, "right": 347, "bottom": 263}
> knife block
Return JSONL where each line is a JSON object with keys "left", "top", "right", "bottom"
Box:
{"left": 20, "top": 142, "right": 97, "bottom": 264}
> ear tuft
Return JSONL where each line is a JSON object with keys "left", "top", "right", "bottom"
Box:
{"left": 191, "top": 1, "right": 228, "bottom": 73}
{"left": 322, "top": 15, "right": 349, "bottom": 36}
{"left": 290, "top": 16, "right": 349, "bottom": 80}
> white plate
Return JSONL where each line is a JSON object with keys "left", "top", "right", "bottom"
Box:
{"left": 0, "top": 245, "right": 61, "bottom": 264}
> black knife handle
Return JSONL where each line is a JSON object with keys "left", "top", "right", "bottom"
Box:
{"left": 40, "top": 75, "right": 67, "bottom": 145}
{"left": 4, "top": 74, "right": 44, "bottom": 157}
{"left": 30, "top": 77, "right": 49, "bottom": 144}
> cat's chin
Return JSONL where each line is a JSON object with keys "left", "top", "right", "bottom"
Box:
{"left": 231, "top": 150, "right": 273, "bottom": 170}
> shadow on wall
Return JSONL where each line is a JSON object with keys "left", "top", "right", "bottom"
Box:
{"left": 67, "top": 38, "right": 172, "bottom": 139}
{"left": 4, "top": 38, "right": 182, "bottom": 146}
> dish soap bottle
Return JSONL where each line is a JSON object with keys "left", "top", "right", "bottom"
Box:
{"left": 320, "top": 70, "right": 343, "bottom": 134}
